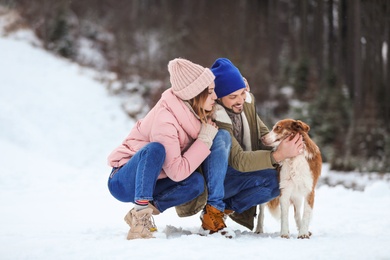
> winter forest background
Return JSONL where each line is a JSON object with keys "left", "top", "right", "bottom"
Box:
{"left": 1, "top": 0, "right": 389, "bottom": 173}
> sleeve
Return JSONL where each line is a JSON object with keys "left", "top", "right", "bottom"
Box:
{"left": 150, "top": 111, "right": 211, "bottom": 182}
{"left": 257, "top": 115, "right": 270, "bottom": 137}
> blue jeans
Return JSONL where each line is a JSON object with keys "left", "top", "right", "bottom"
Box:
{"left": 107, "top": 130, "right": 231, "bottom": 213}
{"left": 202, "top": 129, "right": 231, "bottom": 212}
{"left": 223, "top": 166, "right": 280, "bottom": 213}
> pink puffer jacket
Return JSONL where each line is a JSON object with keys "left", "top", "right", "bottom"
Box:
{"left": 107, "top": 89, "right": 210, "bottom": 182}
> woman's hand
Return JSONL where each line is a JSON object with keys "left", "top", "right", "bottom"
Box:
{"left": 206, "top": 117, "right": 218, "bottom": 129}
{"left": 198, "top": 120, "right": 219, "bottom": 148}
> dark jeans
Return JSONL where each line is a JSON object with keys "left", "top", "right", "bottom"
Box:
{"left": 223, "top": 166, "right": 280, "bottom": 213}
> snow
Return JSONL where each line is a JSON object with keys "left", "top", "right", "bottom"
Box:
{"left": 1, "top": 19, "right": 390, "bottom": 260}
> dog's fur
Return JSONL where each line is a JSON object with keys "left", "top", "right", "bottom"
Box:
{"left": 255, "top": 119, "right": 322, "bottom": 239}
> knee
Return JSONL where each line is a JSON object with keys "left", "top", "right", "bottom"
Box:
{"left": 266, "top": 170, "right": 280, "bottom": 198}
{"left": 148, "top": 142, "right": 166, "bottom": 162}
{"left": 217, "top": 129, "right": 231, "bottom": 143}
{"left": 271, "top": 186, "right": 281, "bottom": 198}
{"left": 214, "top": 129, "right": 231, "bottom": 150}
{"left": 258, "top": 169, "right": 279, "bottom": 189}
{"left": 268, "top": 170, "right": 279, "bottom": 188}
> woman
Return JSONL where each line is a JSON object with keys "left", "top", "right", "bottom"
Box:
{"left": 107, "top": 58, "right": 231, "bottom": 240}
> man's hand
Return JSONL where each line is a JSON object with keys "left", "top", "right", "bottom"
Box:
{"left": 272, "top": 134, "right": 303, "bottom": 163}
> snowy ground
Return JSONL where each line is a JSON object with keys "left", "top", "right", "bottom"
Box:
{"left": 1, "top": 13, "right": 390, "bottom": 260}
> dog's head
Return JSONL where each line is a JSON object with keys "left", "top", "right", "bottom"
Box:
{"left": 261, "top": 119, "right": 310, "bottom": 147}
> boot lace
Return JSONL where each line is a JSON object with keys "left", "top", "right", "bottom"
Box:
{"left": 147, "top": 215, "right": 157, "bottom": 232}
{"left": 211, "top": 211, "right": 225, "bottom": 228}
{"left": 134, "top": 212, "right": 153, "bottom": 231}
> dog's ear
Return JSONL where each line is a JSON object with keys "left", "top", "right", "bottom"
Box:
{"left": 293, "top": 120, "right": 310, "bottom": 132}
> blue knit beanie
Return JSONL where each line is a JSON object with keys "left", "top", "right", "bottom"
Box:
{"left": 211, "top": 58, "right": 246, "bottom": 98}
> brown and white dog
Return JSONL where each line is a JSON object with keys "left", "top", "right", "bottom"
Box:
{"left": 255, "top": 119, "right": 322, "bottom": 239}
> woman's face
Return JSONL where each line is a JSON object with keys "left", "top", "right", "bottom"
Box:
{"left": 202, "top": 82, "right": 217, "bottom": 112}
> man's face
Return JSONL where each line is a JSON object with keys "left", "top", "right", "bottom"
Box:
{"left": 220, "top": 88, "right": 247, "bottom": 114}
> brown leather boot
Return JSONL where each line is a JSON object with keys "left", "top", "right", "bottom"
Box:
{"left": 223, "top": 209, "right": 234, "bottom": 221}
{"left": 126, "top": 208, "right": 154, "bottom": 240}
{"left": 200, "top": 204, "right": 226, "bottom": 233}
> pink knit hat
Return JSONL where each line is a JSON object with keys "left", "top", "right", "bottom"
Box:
{"left": 168, "top": 58, "right": 215, "bottom": 100}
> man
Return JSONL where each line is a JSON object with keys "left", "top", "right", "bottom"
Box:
{"left": 211, "top": 58, "right": 304, "bottom": 230}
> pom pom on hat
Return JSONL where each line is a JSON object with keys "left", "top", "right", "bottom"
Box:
{"left": 211, "top": 58, "right": 246, "bottom": 98}
{"left": 168, "top": 58, "right": 215, "bottom": 101}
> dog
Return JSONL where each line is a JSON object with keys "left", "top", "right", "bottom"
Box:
{"left": 255, "top": 119, "right": 322, "bottom": 239}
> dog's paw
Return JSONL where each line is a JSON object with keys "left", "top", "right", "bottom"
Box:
{"left": 297, "top": 233, "right": 310, "bottom": 239}
{"left": 254, "top": 228, "right": 264, "bottom": 234}
{"left": 281, "top": 234, "right": 290, "bottom": 239}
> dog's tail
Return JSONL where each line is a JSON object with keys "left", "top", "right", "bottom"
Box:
{"left": 267, "top": 197, "right": 281, "bottom": 219}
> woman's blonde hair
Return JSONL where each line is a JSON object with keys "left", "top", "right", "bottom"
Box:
{"left": 188, "top": 87, "right": 214, "bottom": 123}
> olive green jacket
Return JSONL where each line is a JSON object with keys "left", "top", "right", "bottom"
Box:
{"left": 175, "top": 93, "right": 276, "bottom": 230}
{"left": 214, "top": 93, "right": 275, "bottom": 172}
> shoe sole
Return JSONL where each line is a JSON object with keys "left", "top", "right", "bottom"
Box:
{"left": 199, "top": 227, "right": 233, "bottom": 239}
{"left": 127, "top": 232, "right": 154, "bottom": 240}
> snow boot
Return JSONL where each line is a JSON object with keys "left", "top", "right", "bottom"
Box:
{"left": 126, "top": 208, "right": 155, "bottom": 240}
{"left": 124, "top": 204, "right": 159, "bottom": 232}
{"left": 223, "top": 209, "right": 234, "bottom": 221}
{"left": 200, "top": 204, "right": 226, "bottom": 233}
